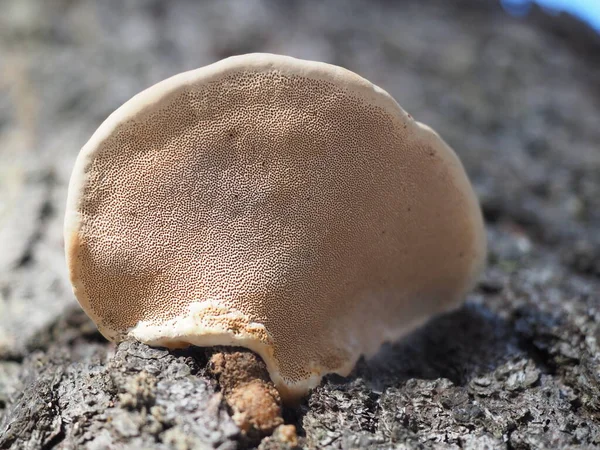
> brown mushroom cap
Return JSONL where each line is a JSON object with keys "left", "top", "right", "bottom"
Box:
{"left": 65, "top": 53, "right": 486, "bottom": 401}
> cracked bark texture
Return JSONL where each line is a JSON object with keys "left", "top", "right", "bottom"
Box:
{"left": 1, "top": 0, "right": 599, "bottom": 448}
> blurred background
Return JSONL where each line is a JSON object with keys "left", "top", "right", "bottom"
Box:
{"left": 0, "top": 0, "right": 599, "bottom": 447}
{"left": 503, "top": 0, "right": 600, "bottom": 30}
{"left": 1, "top": 0, "right": 599, "bottom": 370}
{"left": 502, "top": 0, "right": 600, "bottom": 30}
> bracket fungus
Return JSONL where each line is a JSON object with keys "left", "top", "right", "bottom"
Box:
{"left": 65, "top": 53, "right": 486, "bottom": 401}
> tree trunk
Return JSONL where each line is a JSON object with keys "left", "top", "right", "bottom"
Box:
{"left": 1, "top": 0, "right": 599, "bottom": 448}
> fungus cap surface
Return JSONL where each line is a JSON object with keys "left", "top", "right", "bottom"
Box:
{"left": 65, "top": 53, "right": 486, "bottom": 400}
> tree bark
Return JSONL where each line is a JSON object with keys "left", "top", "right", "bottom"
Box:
{"left": 1, "top": 0, "right": 599, "bottom": 448}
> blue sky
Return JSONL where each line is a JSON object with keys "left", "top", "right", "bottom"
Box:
{"left": 502, "top": 0, "right": 600, "bottom": 31}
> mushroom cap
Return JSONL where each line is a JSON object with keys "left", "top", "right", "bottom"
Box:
{"left": 65, "top": 53, "right": 486, "bottom": 401}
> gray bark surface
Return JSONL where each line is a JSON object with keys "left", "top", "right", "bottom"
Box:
{"left": 1, "top": 0, "right": 599, "bottom": 448}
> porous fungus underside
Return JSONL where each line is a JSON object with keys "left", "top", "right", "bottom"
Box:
{"left": 65, "top": 54, "right": 486, "bottom": 400}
